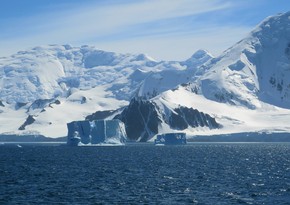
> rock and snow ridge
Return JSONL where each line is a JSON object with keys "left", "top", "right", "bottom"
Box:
{"left": 0, "top": 44, "right": 212, "bottom": 103}
{"left": 112, "top": 11, "right": 290, "bottom": 140}
{"left": 113, "top": 97, "right": 220, "bottom": 142}
{"left": 196, "top": 11, "right": 290, "bottom": 109}
{"left": 1, "top": 11, "right": 290, "bottom": 140}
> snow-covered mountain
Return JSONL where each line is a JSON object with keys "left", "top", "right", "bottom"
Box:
{"left": 0, "top": 45, "right": 211, "bottom": 138}
{"left": 1, "top": 11, "right": 290, "bottom": 141}
{"left": 196, "top": 11, "right": 290, "bottom": 109}
{"left": 105, "top": 11, "right": 290, "bottom": 141}
{"left": 136, "top": 49, "right": 212, "bottom": 99}
{"left": 0, "top": 45, "right": 213, "bottom": 103}
{"left": 146, "top": 84, "right": 290, "bottom": 138}
{"left": 0, "top": 45, "right": 151, "bottom": 103}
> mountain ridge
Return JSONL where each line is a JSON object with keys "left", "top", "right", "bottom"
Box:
{"left": 195, "top": 11, "right": 290, "bottom": 109}
{"left": 0, "top": 45, "right": 212, "bottom": 138}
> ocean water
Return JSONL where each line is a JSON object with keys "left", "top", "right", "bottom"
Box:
{"left": 0, "top": 143, "right": 290, "bottom": 204}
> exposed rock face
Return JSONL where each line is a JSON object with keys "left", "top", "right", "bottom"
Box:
{"left": 15, "top": 102, "right": 27, "bottom": 110}
{"left": 168, "top": 106, "right": 220, "bottom": 130}
{"left": 115, "top": 98, "right": 220, "bottom": 142}
{"left": 28, "top": 99, "right": 55, "bottom": 111}
{"left": 19, "top": 115, "right": 35, "bottom": 130}
{"left": 85, "top": 110, "right": 117, "bottom": 121}
{"left": 115, "top": 98, "right": 161, "bottom": 142}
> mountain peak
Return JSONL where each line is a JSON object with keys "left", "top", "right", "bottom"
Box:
{"left": 133, "top": 53, "right": 157, "bottom": 62}
{"left": 182, "top": 49, "right": 213, "bottom": 69}
{"left": 191, "top": 49, "right": 213, "bottom": 59}
{"left": 197, "top": 11, "right": 290, "bottom": 109}
{"left": 250, "top": 11, "right": 290, "bottom": 45}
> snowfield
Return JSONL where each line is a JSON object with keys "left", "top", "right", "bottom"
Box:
{"left": 157, "top": 86, "right": 290, "bottom": 137}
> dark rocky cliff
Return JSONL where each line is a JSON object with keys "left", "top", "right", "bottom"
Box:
{"left": 114, "top": 98, "right": 161, "bottom": 142}
{"left": 114, "top": 98, "right": 220, "bottom": 141}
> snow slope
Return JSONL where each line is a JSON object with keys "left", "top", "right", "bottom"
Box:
{"left": 109, "top": 11, "right": 290, "bottom": 141}
{"left": 136, "top": 49, "right": 213, "bottom": 98}
{"left": 197, "top": 11, "right": 290, "bottom": 109}
{"left": 157, "top": 85, "right": 290, "bottom": 137}
{"left": 0, "top": 45, "right": 152, "bottom": 103}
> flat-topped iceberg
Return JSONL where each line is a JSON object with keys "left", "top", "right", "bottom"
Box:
{"left": 67, "top": 119, "right": 127, "bottom": 146}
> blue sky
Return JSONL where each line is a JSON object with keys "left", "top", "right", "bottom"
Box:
{"left": 0, "top": 0, "right": 290, "bottom": 60}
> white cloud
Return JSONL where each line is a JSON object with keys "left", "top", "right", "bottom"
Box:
{"left": 0, "top": 0, "right": 251, "bottom": 60}
{"left": 91, "top": 25, "right": 252, "bottom": 61}
{"left": 19, "top": 0, "right": 231, "bottom": 40}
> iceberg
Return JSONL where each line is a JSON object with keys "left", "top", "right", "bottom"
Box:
{"left": 154, "top": 133, "right": 187, "bottom": 145}
{"left": 67, "top": 119, "right": 127, "bottom": 146}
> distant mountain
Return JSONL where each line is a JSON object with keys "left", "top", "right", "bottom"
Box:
{"left": 0, "top": 45, "right": 151, "bottom": 103}
{"left": 181, "top": 49, "right": 213, "bottom": 68}
{"left": 195, "top": 11, "right": 290, "bottom": 109}
{"left": 0, "top": 45, "right": 211, "bottom": 138}
{"left": 136, "top": 49, "right": 213, "bottom": 99}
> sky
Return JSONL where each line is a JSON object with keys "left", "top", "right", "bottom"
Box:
{"left": 0, "top": 0, "right": 290, "bottom": 61}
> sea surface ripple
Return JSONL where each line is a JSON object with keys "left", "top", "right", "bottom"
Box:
{"left": 0, "top": 143, "right": 290, "bottom": 204}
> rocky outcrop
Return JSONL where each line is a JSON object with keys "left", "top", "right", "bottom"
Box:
{"left": 115, "top": 98, "right": 161, "bottom": 142}
{"left": 168, "top": 106, "right": 220, "bottom": 130}
{"left": 86, "top": 110, "right": 117, "bottom": 121}
{"left": 115, "top": 98, "right": 220, "bottom": 142}
{"left": 19, "top": 115, "right": 36, "bottom": 130}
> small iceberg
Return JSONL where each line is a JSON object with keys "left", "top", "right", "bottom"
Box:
{"left": 154, "top": 133, "right": 187, "bottom": 145}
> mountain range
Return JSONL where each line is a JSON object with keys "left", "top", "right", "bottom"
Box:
{"left": 1, "top": 11, "right": 290, "bottom": 141}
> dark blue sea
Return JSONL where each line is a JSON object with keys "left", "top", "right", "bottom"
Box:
{"left": 1, "top": 143, "right": 290, "bottom": 204}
